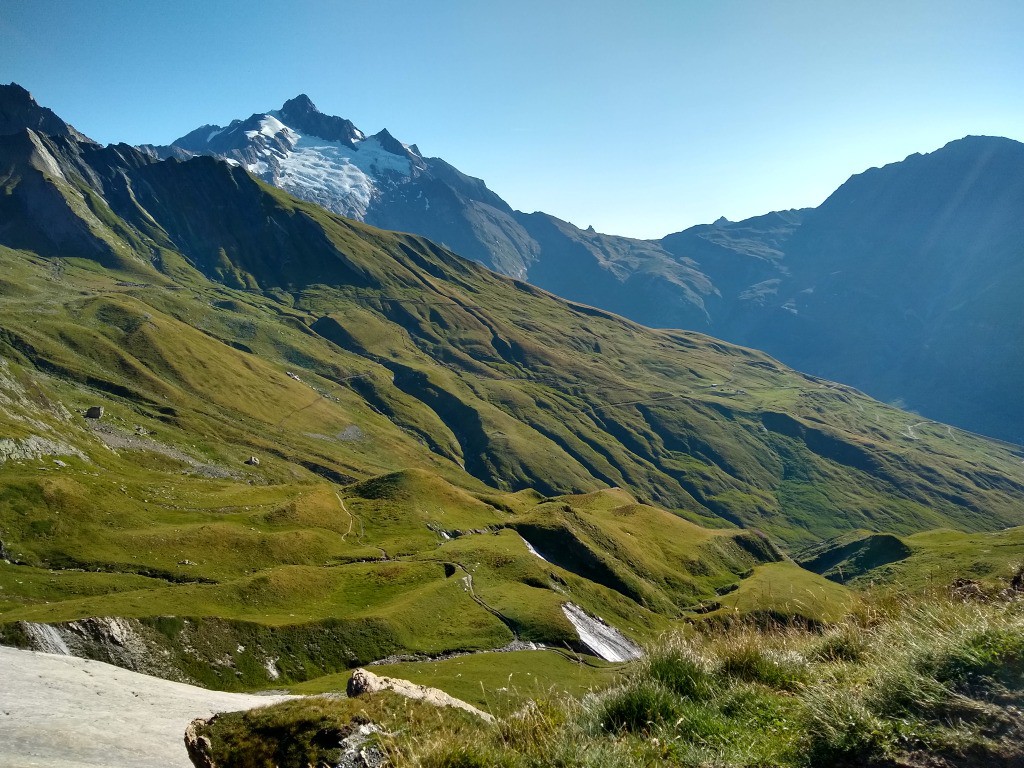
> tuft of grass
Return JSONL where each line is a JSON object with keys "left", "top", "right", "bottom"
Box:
{"left": 927, "top": 626, "right": 1024, "bottom": 689}
{"left": 597, "top": 680, "right": 680, "bottom": 733}
{"left": 646, "top": 645, "right": 717, "bottom": 700}
{"left": 800, "top": 686, "right": 886, "bottom": 766}
{"left": 807, "top": 623, "right": 872, "bottom": 663}
{"left": 717, "top": 640, "right": 808, "bottom": 690}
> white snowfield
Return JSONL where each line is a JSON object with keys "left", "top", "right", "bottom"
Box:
{"left": 519, "top": 534, "right": 550, "bottom": 562}
{"left": 0, "top": 646, "right": 296, "bottom": 768}
{"left": 561, "top": 603, "right": 643, "bottom": 662}
{"left": 242, "top": 115, "right": 420, "bottom": 220}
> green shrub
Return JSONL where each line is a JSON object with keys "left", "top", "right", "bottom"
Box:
{"left": 646, "top": 647, "right": 717, "bottom": 700}
{"left": 718, "top": 642, "right": 807, "bottom": 690}
{"left": 597, "top": 681, "right": 680, "bottom": 734}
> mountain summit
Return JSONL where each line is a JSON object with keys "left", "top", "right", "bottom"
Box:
{"left": 144, "top": 95, "right": 713, "bottom": 316}
{"left": 278, "top": 93, "right": 364, "bottom": 145}
{"left": 143, "top": 96, "right": 545, "bottom": 273}
{"left": 0, "top": 83, "right": 94, "bottom": 143}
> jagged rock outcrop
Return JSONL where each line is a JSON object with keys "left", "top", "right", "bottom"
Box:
{"left": 0, "top": 435, "right": 86, "bottom": 463}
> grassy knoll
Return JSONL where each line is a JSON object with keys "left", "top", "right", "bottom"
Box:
{"left": 703, "top": 561, "right": 854, "bottom": 624}
{"left": 799, "top": 526, "right": 1024, "bottom": 593}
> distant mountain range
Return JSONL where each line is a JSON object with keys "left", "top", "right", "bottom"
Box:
{"left": 143, "top": 94, "right": 1024, "bottom": 443}
{"left": 680, "top": 136, "right": 1024, "bottom": 443}
{"left": 5, "top": 84, "right": 1021, "bottom": 443}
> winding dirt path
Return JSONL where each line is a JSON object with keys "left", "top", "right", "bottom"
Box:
{"left": 336, "top": 492, "right": 356, "bottom": 541}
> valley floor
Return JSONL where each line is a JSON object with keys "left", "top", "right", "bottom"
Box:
{"left": 0, "top": 646, "right": 294, "bottom": 768}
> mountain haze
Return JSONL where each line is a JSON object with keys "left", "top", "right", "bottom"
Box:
{"left": 701, "top": 136, "right": 1024, "bottom": 443}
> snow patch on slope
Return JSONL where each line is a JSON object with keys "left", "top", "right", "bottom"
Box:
{"left": 520, "top": 534, "right": 550, "bottom": 562}
{"left": 0, "top": 645, "right": 295, "bottom": 768}
{"left": 239, "top": 118, "right": 419, "bottom": 220}
{"left": 562, "top": 603, "right": 642, "bottom": 662}
{"left": 245, "top": 114, "right": 295, "bottom": 141}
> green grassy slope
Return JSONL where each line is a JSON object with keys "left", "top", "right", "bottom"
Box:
{"left": 290, "top": 649, "right": 622, "bottom": 710}
{"left": 4, "top": 131, "right": 1023, "bottom": 547}
{"left": 799, "top": 526, "right": 1024, "bottom": 592}
{"left": 197, "top": 593, "right": 1024, "bottom": 768}
{"left": 0, "top": 129, "right": 1022, "bottom": 690}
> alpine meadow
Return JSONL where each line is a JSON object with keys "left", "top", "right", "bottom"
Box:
{"left": 1, "top": 9, "right": 1024, "bottom": 766}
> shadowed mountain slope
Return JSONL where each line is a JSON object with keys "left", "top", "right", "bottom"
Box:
{"left": 702, "top": 136, "right": 1024, "bottom": 443}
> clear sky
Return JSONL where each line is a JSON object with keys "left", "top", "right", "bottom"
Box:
{"left": 2, "top": 0, "right": 1022, "bottom": 238}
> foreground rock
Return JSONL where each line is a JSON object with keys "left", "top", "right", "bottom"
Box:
{"left": 348, "top": 667, "right": 495, "bottom": 723}
{"left": 0, "top": 645, "right": 295, "bottom": 768}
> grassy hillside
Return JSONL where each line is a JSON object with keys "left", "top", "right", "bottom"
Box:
{"left": 0, "top": 128, "right": 1023, "bottom": 693}
{"left": 799, "top": 526, "right": 1024, "bottom": 593}
{"left": 195, "top": 591, "right": 1024, "bottom": 768}
{"left": 4, "top": 131, "right": 1023, "bottom": 548}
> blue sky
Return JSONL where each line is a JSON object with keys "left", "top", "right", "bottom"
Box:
{"left": 3, "top": 0, "right": 1022, "bottom": 237}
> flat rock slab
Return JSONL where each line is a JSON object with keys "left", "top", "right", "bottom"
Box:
{"left": 0, "top": 646, "right": 296, "bottom": 768}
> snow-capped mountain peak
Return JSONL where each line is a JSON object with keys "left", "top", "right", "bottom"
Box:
{"left": 142, "top": 93, "right": 538, "bottom": 277}
{"left": 157, "top": 96, "right": 433, "bottom": 219}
